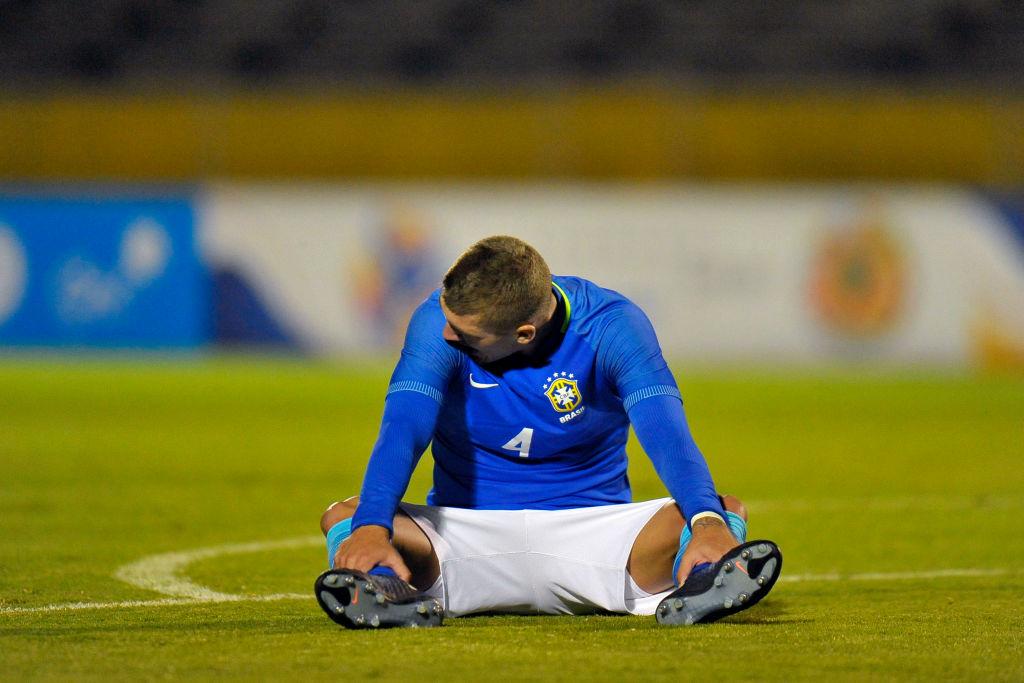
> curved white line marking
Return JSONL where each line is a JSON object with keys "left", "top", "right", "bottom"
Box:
{"left": 113, "top": 535, "right": 322, "bottom": 600}
{"left": 1, "top": 536, "right": 324, "bottom": 614}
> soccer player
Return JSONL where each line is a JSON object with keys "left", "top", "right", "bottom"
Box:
{"left": 315, "top": 236, "right": 781, "bottom": 628}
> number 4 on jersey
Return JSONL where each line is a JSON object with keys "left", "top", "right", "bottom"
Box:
{"left": 502, "top": 427, "right": 534, "bottom": 458}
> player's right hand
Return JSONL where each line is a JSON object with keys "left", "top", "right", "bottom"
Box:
{"left": 675, "top": 517, "right": 738, "bottom": 585}
{"left": 333, "top": 524, "right": 413, "bottom": 583}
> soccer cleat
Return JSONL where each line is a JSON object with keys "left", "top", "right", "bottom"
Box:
{"left": 656, "top": 540, "right": 782, "bottom": 626}
{"left": 315, "top": 568, "right": 444, "bottom": 629}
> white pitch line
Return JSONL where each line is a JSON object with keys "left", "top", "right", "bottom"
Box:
{"left": 1, "top": 535, "right": 323, "bottom": 615}
{"left": 0, "top": 593, "right": 313, "bottom": 615}
{"left": 2, "top": 565, "right": 1009, "bottom": 614}
{"left": 1, "top": 531, "right": 1013, "bottom": 616}
{"left": 113, "top": 535, "right": 323, "bottom": 601}
{"left": 746, "top": 494, "right": 1023, "bottom": 514}
{"left": 781, "top": 567, "right": 1009, "bottom": 583}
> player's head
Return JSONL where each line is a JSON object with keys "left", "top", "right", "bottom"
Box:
{"left": 440, "top": 235, "right": 553, "bottom": 364}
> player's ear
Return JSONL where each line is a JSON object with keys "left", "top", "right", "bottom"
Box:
{"left": 515, "top": 324, "right": 537, "bottom": 345}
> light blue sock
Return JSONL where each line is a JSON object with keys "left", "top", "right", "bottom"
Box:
{"left": 326, "top": 518, "right": 353, "bottom": 568}
{"left": 325, "top": 519, "right": 399, "bottom": 578}
{"left": 671, "top": 512, "right": 748, "bottom": 586}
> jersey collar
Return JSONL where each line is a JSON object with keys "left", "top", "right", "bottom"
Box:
{"left": 551, "top": 281, "right": 571, "bottom": 334}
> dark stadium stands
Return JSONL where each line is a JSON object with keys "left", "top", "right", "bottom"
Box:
{"left": 1, "top": 0, "right": 1022, "bottom": 87}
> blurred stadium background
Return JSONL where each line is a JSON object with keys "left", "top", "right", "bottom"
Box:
{"left": 2, "top": 2, "right": 1024, "bottom": 679}
{"left": 1, "top": 0, "right": 1023, "bottom": 363}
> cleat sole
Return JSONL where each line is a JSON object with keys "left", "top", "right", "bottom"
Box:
{"left": 315, "top": 568, "right": 444, "bottom": 630}
{"left": 656, "top": 539, "right": 783, "bottom": 627}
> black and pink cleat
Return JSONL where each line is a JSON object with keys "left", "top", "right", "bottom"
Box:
{"left": 656, "top": 540, "right": 783, "bottom": 626}
{"left": 315, "top": 568, "right": 444, "bottom": 629}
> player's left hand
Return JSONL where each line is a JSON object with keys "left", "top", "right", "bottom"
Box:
{"left": 675, "top": 517, "right": 738, "bottom": 585}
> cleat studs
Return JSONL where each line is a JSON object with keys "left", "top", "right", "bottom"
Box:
{"left": 432, "top": 603, "right": 444, "bottom": 615}
{"left": 741, "top": 550, "right": 751, "bottom": 560}
{"left": 370, "top": 615, "right": 380, "bottom": 628}
{"left": 723, "top": 598, "right": 733, "bottom": 609}
{"left": 757, "top": 576, "right": 766, "bottom": 586}
{"left": 344, "top": 576, "right": 355, "bottom": 586}
{"left": 758, "top": 544, "right": 768, "bottom": 554}
{"left": 319, "top": 591, "right": 346, "bottom": 615}
{"left": 672, "top": 599, "right": 683, "bottom": 610}
{"left": 375, "top": 593, "right": 386, "bottom": 604}
{"left": 355, "top": 615, "right": 365, "bottom": 625}
{"left": 416, "top": 603, "right": 429, "bottom": 615}
{"left": 714, "top": 576, "right": 724, "bottom": 587}
{"left": 364, "top": 582, "right": 375, "bottom": 593}
{"left": 723, "top": 562, "right": 733, "bottom": 573}
{"left": 323, "top": 574, "right": 341, "bottom": 588}
{"left": 658, "top": 603, "right": 668, "bottom": 615}
{"left": 739, "top": 593, "right": 748, "bottom": 604}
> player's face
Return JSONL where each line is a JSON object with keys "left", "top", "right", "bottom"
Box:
{"left": 440, "top": 299, "right": 523, "bottom": 364}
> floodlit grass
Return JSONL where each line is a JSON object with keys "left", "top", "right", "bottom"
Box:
{"left": 1, "top": 358, "right": 1022, "bottom": 680}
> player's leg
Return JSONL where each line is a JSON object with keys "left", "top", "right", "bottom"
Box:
{"left": 627, "top": 495, "right": 782, "bottom": 626}
{"left": 316, "top": 497, "right": 445, "bottom": 629}
{"left": 319, "top": 496, "right": 440, "bottom": 591}
{"left": 627, "top": 494, "right": 748, "bottom": 593}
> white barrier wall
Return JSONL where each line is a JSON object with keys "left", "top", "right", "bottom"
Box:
{"left": 201, "top": 184, "right": 1024, "bottom": 366}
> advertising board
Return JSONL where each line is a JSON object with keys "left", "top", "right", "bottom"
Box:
{"left": 0, "top": 194, "right": 206, "bottom": 348}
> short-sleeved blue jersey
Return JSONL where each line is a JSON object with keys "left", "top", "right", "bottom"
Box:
{"left": 386, "top": 275, "right": 684, "bottom": 510}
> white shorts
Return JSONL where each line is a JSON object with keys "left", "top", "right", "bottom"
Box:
{"left": 398, "top": 498, "right": 677, "bottom": 617}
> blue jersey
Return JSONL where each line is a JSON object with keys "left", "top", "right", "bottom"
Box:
{"left": 386, "top": 276, "right": 686, "bottom": 510}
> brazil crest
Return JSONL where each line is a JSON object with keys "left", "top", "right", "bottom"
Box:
{"left": 544, "top": 373, "right": 582, "bottom": 413}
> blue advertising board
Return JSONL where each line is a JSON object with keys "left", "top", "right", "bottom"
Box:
{"left": 0, "top": 194, "right": 207, "bottom": 348}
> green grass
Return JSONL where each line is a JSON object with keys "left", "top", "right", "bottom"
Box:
{"left": 1, "top": 358, "right": 1023, "bottom": 681}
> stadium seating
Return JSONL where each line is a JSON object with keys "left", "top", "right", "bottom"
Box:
{"left": 1, "top": 0, "right": 1022, "bottom": 86}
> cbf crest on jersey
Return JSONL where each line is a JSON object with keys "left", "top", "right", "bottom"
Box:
{"left": 543, "top": 372, "right": 582, "bottom": 413}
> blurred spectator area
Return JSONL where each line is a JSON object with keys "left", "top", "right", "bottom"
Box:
{"left": 2, "top": 0, "right": 1023, "bottom": 86}
{"left": 1, "top": 0, "right": 1023, "bottom": 183}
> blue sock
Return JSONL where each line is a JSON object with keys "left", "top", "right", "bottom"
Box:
{"left": 325, "top": 518, "right": 399, "bottom": 578}
{"left": 326, "top": 518, "right": 353, "bottom": 568}
{"left": 671, "top": 512, "right": 748, "bottom": 586}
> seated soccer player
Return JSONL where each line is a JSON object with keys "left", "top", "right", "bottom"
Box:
{"left": 315, "top": 235, "right": 781, "bottom": 628}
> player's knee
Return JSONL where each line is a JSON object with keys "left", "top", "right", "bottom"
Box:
{"left": 720, "top": 494, "right": 748, "bottom": 522}
{"left": 320, "top": 496, "right": 360, "bottom": 535}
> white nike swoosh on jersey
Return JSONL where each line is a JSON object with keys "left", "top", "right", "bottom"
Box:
{"left": 469, "top": 374, "right": 499, "bottom": 389}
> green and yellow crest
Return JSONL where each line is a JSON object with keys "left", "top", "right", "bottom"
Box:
{"left": 545, "top": 377, "right": 582, "bottom": 413}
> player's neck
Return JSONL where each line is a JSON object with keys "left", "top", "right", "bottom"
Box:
{"left": 523, "top": 292, "right": 560, "bottom": 357}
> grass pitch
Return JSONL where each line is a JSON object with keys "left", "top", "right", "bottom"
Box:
{"left": 1, "top": 358, "right": 1022, "bottom": 681}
